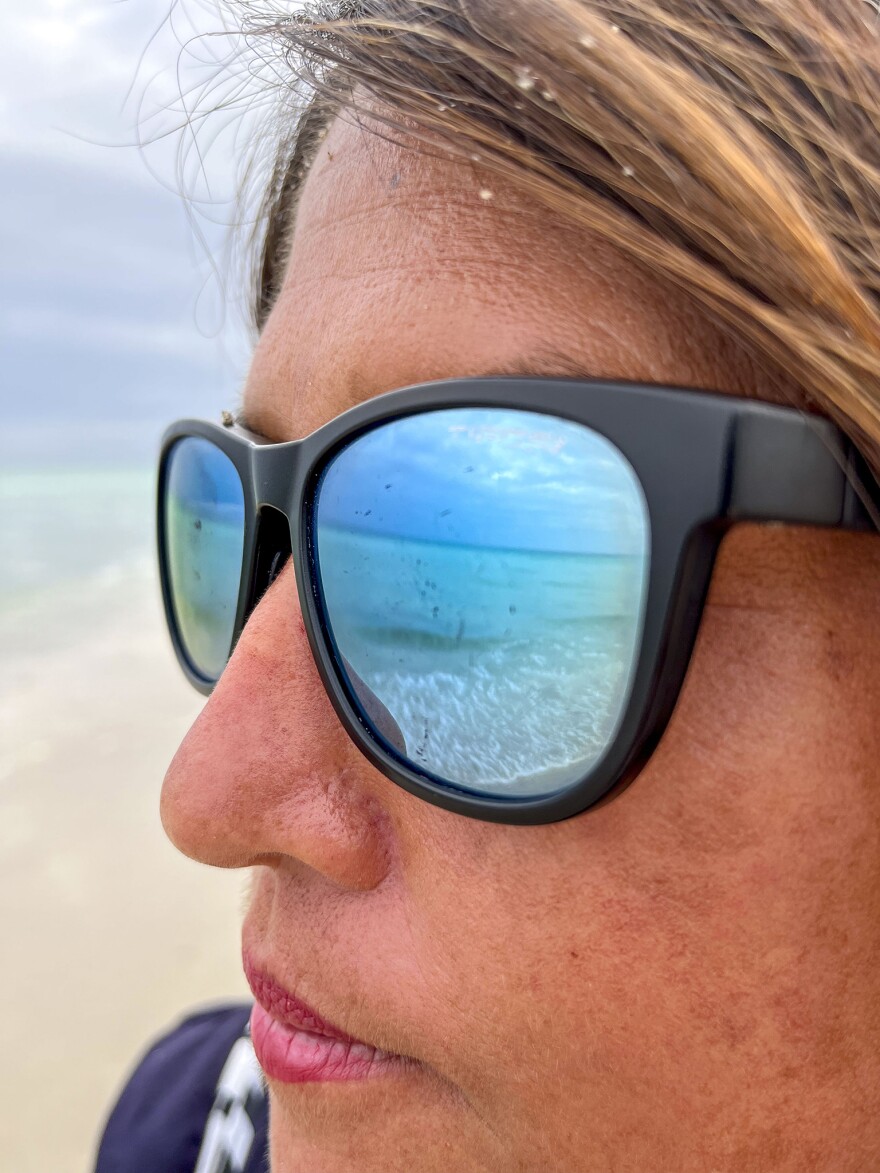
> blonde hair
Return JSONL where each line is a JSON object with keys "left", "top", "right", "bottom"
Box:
{"left": 238, "top": 0, "right": 880, "bottom": 463}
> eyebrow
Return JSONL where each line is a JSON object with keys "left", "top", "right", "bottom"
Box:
{"left": 468, "top": 351, "right": 604, "bottom": 380}
{"left": 233, "top": 349, "right": 608, "bottom": 436}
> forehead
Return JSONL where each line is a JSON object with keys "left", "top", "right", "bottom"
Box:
{"left": 242, "top": 111, "right": 773, "bottom": 441}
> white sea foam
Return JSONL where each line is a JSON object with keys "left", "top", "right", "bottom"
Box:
{"left": 351, "top": 630, "right": 634, "bottom": 796}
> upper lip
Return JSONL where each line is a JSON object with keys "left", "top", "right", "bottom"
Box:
{"left": 243, "top": 951, "right": 370, "bottom": 1047}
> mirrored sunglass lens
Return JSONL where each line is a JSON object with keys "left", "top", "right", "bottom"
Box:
{"left": 164, "top": 437, "right": 245, "bottom": 681}
{"left": 314, "top": 408, "right": 650, "bottom": 800}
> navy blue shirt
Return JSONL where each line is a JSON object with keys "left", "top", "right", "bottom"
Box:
{"left": 94, "top": 1003, "right": 269, "bottom": 1173}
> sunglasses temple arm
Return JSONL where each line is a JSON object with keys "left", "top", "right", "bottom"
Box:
{"left": 727, "top": 415, "right": 879, "bottom": 533}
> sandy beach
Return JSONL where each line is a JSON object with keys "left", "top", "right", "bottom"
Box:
{"left": 1, "top": 525, "right": 250, "bottom": 1171}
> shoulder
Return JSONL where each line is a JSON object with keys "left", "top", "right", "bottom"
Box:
{"left": 94, "top": 1002, "right": 268, "bottom": 1173}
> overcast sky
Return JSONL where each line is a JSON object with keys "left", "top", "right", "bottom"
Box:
{"left": 1, "top": 0, "right": 274, "bottom": 465}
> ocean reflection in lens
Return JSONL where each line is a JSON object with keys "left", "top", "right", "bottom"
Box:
{"left": 165, "top": 437, "right": 245, "bottom": 681}
{"left": 314, "top": 408, "right": 650, "bottom": 799}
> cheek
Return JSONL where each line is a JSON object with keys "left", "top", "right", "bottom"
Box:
{"left": 391, "top": 536, "right": 878, "bottom": 1122}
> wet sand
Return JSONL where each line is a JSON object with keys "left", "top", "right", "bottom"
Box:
{"left": 0, "top": 567, "right": 250, "bottom": 1173}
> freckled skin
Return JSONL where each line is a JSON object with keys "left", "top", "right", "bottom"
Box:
{"left": 160, "top": 112, "right": 880, "bottom": 1172}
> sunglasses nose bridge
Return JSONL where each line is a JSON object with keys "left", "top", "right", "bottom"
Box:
{"left": 244, "top": 442, "right": 302, "bottom": 622}
{"left": 249, "top": 439, "right": 303, "bottom": 514}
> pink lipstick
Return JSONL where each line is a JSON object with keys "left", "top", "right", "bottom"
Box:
{"left": 244, "top": 956, "right": 406, "bottom": 1084}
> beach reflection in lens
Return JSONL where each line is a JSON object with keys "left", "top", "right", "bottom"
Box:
{"left": 164, "top": 437, "right": 245, "bottom": 681}
{"left": 314, "top": 408, "right": 650, "bottom": 800}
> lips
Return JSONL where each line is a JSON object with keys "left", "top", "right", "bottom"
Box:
{"left": 243, "top": 953, "right": 408, "bottom": 1084}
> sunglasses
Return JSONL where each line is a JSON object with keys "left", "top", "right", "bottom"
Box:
{"left": 157, "top": 377, "right": 878, "bottom": 824}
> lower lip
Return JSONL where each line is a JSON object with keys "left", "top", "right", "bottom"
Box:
{"left": 249, "top": 1002, "right": 404, "bottom": 1084}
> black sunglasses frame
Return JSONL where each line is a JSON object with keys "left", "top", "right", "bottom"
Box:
{"left": 157, "top": 377, "right": 877, "bottom": 825}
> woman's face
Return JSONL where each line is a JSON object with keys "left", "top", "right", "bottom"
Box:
{"left": 161, "top": 112, "right": 880, "bottom": 1172}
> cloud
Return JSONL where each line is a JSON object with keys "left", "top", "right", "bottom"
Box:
{"left": 1, "top": 1, "right": 266, "bottom": 462}
{"left": 318, "top": 409, "right": 649, "bottom": 555}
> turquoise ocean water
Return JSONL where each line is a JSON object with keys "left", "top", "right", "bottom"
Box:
{"left": 1, "top": 467, "right": 156, "bottom": 657}
{"left": 318, "top": 524, "right": 647, "bottom": 796}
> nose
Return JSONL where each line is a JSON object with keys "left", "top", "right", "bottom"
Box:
{"left": 160, "top": 561, "right": 395, "bottom": 891}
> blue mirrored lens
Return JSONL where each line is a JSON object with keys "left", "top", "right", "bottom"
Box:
{"left": 164, "top": 437, "right": 245, "bottom": 681}
{"left": 314, "top": 408, "right": 650, "bottom": 799}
